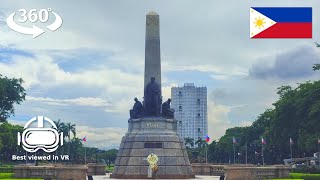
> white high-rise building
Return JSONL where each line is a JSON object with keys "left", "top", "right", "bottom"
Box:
{"left": 171, "top": 83, "right": 208, "bottom": 144}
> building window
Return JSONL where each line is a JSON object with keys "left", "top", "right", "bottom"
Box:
{"left": 197, "top": 99, "right": 200, "bottom": 104}
{"left": 179, "top": 105, "right": 182, "bottom": 111}
{"left": 198, "top": 128, "right": 200, "bottom": 132}
{"left": 197, "top": 113, "right": 200, "bottom": 117}
{"left": 179, "top": 91, "right": 182, "bottom": 96}
{"left": 179, "top": 121, "right": 182, "bottom": 125}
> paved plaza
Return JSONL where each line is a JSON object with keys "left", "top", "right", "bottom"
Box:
{"left": 90, "top": 174, "right": 221, "bottom": 180}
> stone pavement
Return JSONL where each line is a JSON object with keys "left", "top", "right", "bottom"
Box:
{"left": 90, "top": 174, "right": 221, "bottom": 180}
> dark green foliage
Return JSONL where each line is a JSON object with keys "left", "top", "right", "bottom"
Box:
{"left": 0, "top": 166, "right": 13, "bottom": 173}
{"left": 293, "top": 167, "right": 320, "bottom": 174}
{"left": 0, "top": 75, "right": 26, "bottom": 122}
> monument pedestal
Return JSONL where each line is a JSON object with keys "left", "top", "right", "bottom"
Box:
{"left": 111, "top": 117, "right": 195, "bottom": 179}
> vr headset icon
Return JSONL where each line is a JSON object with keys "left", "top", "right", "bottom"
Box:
{"left": 17, "top": 116, "right": 63, "bottom": 153}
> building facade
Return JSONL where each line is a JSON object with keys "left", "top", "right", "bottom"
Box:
{"left": 171, "top": 83, "right": 208, "bottom": 145}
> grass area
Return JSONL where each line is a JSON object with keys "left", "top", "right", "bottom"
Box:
{"left": 0, "top": 173, "right": 13, "bottom": 179}
{"left": 0, "top": 173, "right": 42, "bottom": 180}
{"left": 0, "top": 179, "right": 42, "bottom": 180}
{"left": 266, "top": 173, "right": 320, "bottom": 180}
{"left": 290, "top": 173, "right": 320, "bottom": 180}
{"left": 269, "top": 179, "right": 303, "bottom": 180}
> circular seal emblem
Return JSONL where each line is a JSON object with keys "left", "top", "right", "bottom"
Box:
{"left": 147, "top": 153, "right": 158, "bottom": 165}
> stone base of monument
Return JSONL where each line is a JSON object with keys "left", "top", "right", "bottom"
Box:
{"left": 111, "top": 117, "right": 195, "bottom": 179}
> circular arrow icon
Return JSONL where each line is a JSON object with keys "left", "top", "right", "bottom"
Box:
{"left": 6, "top": 9, "right": 63, "bottom": 38}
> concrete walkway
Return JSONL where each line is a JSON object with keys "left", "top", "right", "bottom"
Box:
{"left": 90, "top": 174, "right": 221, "bottom": 180}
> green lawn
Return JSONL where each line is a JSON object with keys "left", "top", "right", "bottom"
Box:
{"left": 270, "top": 173, "right": 320, "bottom": 180}
{"left": 0, "top": 179, "right": 42, "bottom": 180}
{"left": 290, "top": 173, "right": 320, "bottom": 180}
{"left": 0, "top": 173, "right": 41, "bottom": 180}
{"left": 0, "top": 173, "right": 13, "bottom": 179}
{"left": 269, "top": 179, "right": 303, "bottom": 180}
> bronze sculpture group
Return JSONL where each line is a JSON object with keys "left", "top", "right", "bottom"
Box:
{"left": 130, "top": 77, "right": 175, "bottom": 119}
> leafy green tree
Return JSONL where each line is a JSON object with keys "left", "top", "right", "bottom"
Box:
{"left": 0, "top": 122, "right": 23, "bottom": 162}
{"left": 0, "top": 75, "right": 26, "bottom": 122}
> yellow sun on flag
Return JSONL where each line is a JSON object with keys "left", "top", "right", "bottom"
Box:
{"left": 254, "top": 16, "right": 265, "bottom": 29}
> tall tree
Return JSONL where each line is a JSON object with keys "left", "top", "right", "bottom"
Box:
{"left": 0, "top": 75, "right": 26, "bottom": 122}
{"left": 65, "top": 122, "right": 76, "bottom": 155}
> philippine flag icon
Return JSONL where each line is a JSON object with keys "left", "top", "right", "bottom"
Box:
{"left": 250, "top": 7, "right": 312, "bottom": 38}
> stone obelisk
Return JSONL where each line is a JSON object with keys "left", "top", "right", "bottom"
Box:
{"left": 144, "top": 11, "right": 161, "bottom": 95}
{"left": 111, "top": 11, "right": 194, "bottom": 179}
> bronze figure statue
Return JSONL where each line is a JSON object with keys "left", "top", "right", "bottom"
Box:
{"left": 144, "top": 77, "right": 161, "bottom": 116}
{"left": 130, "top": 97, "right": 143, "bottom": 118}
{"left": 162, "top": 98, "right": 174, "bottom": 118}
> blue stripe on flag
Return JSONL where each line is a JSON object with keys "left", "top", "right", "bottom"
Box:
{"left": 252, "top": 7, "right": 312, "bottom": 22}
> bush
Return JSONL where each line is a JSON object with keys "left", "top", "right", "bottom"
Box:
{"left": 290, "top": 173, "right": 320, "bottom": 180}
{"left": 0, "top": 167, "right": 13, "bottom": 173}
{"left": 293, "top": 167, "right": 320, "bottom": 174}
{"left": 0, "top": 173, "right": 13, "bottom": 179}
{"left": 105, "top": 164, "right": 114, "bottom": 172}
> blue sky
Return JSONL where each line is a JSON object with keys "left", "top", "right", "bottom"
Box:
{"left": 0, "top": 0, "right": 320, "bottom": 149}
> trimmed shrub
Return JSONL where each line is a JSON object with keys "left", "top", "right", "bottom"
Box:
{"left": 0, "top": 173, "right": 14, "bottom": 179}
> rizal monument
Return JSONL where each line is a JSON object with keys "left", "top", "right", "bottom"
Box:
{"left": 111, "top": 11, "right": 194, "bottom": 179}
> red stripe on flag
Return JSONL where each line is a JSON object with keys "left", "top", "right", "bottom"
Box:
{"left": 252, "top": 23, "right": 312, "bottom": 38}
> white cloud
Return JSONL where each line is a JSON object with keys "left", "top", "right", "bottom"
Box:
{"left": 76, "top": 125, "right": 127, "bottom": 149}
{"left": 207, "top": 100, "right": 232, "bottom": 140}
{"left": 26, "top": 96, "right": 110, "bottom": 107}
{"left": 162, "top": 83, "right": 178, "bottom": 100}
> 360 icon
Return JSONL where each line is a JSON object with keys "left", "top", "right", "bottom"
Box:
{"left": 17, "top": 116, "right": 64, "bottom": 153}
{"left": 7, "top": 8, "right": 63, "bottom": 38}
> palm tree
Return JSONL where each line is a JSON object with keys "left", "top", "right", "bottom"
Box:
{"left": 70, "top": 137, "right": 82, "bottom": 163}
{"left": 195, "top": 138, "right": 205, "bottom": 148}
{"left": 65, "top": 122, "right": 76, "bottom": 155}
{"left": 195, "top": 138, "right": 208, "bottom": 162}
{"left": 184, "top": 137, "right": 195, "bottom": 148}
{"left": 53, "top": 119, "right": 67, "bottom": 161}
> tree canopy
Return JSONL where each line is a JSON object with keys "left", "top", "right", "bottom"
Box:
{"left": 0, "top": 75, "right": 26, "bottom": 122}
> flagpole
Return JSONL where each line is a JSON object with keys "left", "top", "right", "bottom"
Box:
{"left": 245, "top": 142, "right": 248, "bottom": 164}
{"left": 317, "top": 139, "right": 319, "bottom": 166}
{"left": 290, "top": 142, "right": 292, "bottom": 161}
{"left": 262, "top": 143, "right": 265, "bottom": 166}
{"left": 85, "top": 141, "right": 87, "bottom": 164}
{"left": 233, "top": 143, "right": 236, "bottom": 164}
{"left": 205, "top": 144, "right": 208, "bottom": 164}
